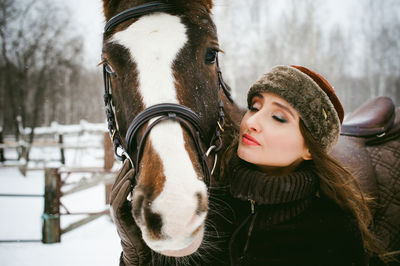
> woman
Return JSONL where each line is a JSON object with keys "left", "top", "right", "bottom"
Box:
{"left": 222, "top": 65, "right": 379, "bottom": 265}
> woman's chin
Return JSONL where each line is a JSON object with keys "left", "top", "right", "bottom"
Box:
{"left": 159, "top": 230, "right": 203, "bottom": 257}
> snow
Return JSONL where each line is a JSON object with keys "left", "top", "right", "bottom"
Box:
{"left": 0, "top": 126, "right": 123, "bottom": 266}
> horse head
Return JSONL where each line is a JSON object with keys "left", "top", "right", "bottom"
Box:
{"left": 101, "top": 0, "right": 238, "bottom": 257}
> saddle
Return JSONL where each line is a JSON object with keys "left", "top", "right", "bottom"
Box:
{"left": 341, "top": 96, "right": 400, "bottom": 145}
{"left": 332, "top": 97, "right": 400, "bottom": 208}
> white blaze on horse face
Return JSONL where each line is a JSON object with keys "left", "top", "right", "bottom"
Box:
{"left": 112, "top": 13, "right": 207, "bottom": 252}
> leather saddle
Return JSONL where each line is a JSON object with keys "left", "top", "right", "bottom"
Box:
{"left": 332, "top": 97, "right": 400, "bottom": 207}
{"left": 341, "top": 96, "right": 400, "bottom": 145}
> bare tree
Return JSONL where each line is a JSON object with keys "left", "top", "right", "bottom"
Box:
{"left": 0, "top": 0, "right": 22, "bottom": 138}
{"left": 360, "top": 0, "right": 400, "bottom": 105}
{"left": 0, "top": 0, "right": 86, "bottom": 132}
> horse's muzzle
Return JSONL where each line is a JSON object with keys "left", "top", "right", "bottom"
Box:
{"left": 131, "top": 184, "right": 208, "bottom": 256}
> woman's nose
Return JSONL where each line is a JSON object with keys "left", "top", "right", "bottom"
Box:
{"left": 245, "top": 113, "right": 262, "bottom": 133}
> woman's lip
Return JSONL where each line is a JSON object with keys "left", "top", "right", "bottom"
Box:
{"left": 242, "top": 134, "right": 260, "bottom": 146}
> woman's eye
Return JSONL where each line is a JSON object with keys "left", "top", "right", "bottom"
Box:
{"left": 205, "top": 48, "right": 217, "bottom": 64}
{"left": 273, "top": 115, "right": 287, "bottom": 123}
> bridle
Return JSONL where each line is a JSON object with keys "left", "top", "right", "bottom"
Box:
{"left": 102, "top": 1, "right": 233, "bottom": 188}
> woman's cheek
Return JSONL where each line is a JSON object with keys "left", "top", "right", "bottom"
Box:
{"left": 266, "top": 131, "right": 298, "bottom": 153}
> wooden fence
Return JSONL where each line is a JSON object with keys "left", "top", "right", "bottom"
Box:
{"left": 0, "top": 121, "right": 110, "bottom": 170}
{"left": 0, "top": 122, "right": 117, "bottom": 243}
{"left": 42, "top": 167, "right": 115, "bottom": 243}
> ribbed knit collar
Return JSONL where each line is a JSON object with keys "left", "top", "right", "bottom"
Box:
{"left": 228, "top": 154, "right": 318, "bottom": 205}
{"left": 228, "top": 154, "right": 319, "bottom": 225}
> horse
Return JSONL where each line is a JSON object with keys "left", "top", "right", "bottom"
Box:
{"left": 101, "top": 0, "right": 241, "bottom": 263}
{"left": 333, "top": 96, "right": 400, "bottom": 262}
{"left": 100, "top": 0, "right": 400, "bottom": 264}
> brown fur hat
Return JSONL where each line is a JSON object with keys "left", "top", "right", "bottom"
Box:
{"left": 247, "top": 65, "right": 344, "bottom": 152}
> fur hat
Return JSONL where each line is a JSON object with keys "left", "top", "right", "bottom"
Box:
{"left": 247, "top": 65, "right": 344, "bottom": 152}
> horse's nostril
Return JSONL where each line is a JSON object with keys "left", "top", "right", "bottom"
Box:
{"left": 195, "top": 192, "right": 207, "bottom": 215}
{"left": 144, "top": 207, "right": 163, "bottom": 239}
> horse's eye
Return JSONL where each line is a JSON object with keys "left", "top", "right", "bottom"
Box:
{"left": 105, "top": 64, "right": 114, "bottom": 74}
{"left": 205, "top": 48, "right": 217, "bottom": 64}
{"left": 104, "top": 63, "right": 117, "bottom": 77}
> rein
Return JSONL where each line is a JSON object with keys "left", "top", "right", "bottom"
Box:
{"left": 102, "top": 1, "right": 232, "bottom": 188}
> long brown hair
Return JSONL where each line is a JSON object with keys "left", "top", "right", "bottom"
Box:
{"left": 298, "top": 120, "right": 386, "bottom": 258}
{"left": 220, "top": 118, "right": 386, "bottom": 259}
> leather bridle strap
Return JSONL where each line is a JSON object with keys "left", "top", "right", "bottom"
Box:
{"left": 216, "top": 55, "right": 233, "bottom": 103}
{"left": 104, "top": 2, "right": 174, "bottom": 33}
{"left": 103, "top": 64, "right": 127, "bottom": 161}
{"left": 131, "top": 111, "right": 212, "bottom": 187}
{"left": 125, "top": 103, "right": 206, "bottom": 152}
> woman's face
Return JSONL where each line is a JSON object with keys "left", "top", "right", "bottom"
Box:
{"left": 238, "top": 92, "right": 311, "bottom": 174}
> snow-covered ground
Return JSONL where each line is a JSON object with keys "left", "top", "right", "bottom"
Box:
{"left": 0, "top": 124, "right": 123, "bottom": 265}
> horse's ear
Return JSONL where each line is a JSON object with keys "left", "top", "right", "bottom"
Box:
{"left": 201, "top": 0, "right": 213, "bottom": 13}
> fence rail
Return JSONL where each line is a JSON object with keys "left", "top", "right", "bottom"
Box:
{"left": 0, "top": 239, "right": 42, "bottom": 243}
{"left": 0, "top": 143, "right": 102, "bottom": 149}
{"left": 0, "top": 193, "right": 44, "bottom": 197}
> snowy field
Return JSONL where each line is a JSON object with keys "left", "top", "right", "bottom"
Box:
{"left": 0, "top": 123, "right": 123, "bottom": 266}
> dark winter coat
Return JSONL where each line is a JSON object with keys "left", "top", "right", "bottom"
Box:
{"left": 227, "top": 155, "right": 368, "bottom": 266}
{"left": 119, "top": 156, "right": 369, "bottom": 266}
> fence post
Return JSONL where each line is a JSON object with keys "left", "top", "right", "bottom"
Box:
{"left": 42, "top": 168, "right": 61, "bottom": 243}
{"left": 0, "top": 128, "right": 4, "bottom": 162}
{"left": 58, "top": 134, "right": 65, "bottom": 165}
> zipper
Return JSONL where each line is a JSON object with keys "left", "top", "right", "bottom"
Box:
{"left": 243, "top": 206, "right": 258, "bottom": 256}
{"left": 242, "top": 199, "right": 257, "bottom": 257}
{"left": 249, "top": 199, "right": 255, "bottom": 214}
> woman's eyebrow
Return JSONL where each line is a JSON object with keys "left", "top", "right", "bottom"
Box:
{"left": 251, "top": 93, "right": 264, "bottom": 101}
{"left": 272, "top": 102, "right": 295, "bottom": 119}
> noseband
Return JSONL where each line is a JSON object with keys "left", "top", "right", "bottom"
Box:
{"left": 102, "top": 1, "right": 233, "bottom": 188}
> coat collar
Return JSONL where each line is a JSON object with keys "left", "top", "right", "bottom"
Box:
{"left": 228, "top": 154, "right": 318, "bottom": 205}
